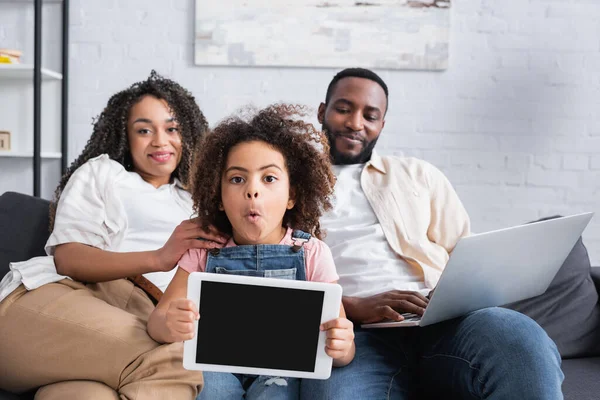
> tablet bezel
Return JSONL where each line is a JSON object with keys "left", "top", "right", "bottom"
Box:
{"left": 183, "top": 272, "right": 343, "bottom": 380}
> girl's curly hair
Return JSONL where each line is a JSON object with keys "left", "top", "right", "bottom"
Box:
{"left": 191, "top": 104, "right": 336, "bottom": 240}
{"left": 49, "top": 71, "right": 209, "bottom": 230}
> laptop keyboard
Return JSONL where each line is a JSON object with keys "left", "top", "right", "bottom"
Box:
{"left": 401, "top": 313, "right": 422, "bottom": 322}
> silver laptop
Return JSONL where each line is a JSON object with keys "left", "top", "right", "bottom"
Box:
{"left": 362, "top": 212, "right": 594, "bottom": 329}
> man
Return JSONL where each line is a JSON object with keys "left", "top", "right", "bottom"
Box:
{"left": 301, "top": 68, "right": 563, "bottom": 399}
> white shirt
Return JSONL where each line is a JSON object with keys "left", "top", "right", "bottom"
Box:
{"left": 114, "top": 172, "right": 192, "bottom": 291}
{"left": 0, "top": 154, "right": 193, "bottom": 302}
{"left": 321, "top": 164, "right": 428, "bottom": 298}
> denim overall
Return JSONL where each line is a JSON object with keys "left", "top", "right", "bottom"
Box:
{"left": 197, "top": 229, "right": 311, "bottom": 400}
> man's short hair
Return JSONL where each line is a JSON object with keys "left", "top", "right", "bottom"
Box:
{"left": 324, "top": 68, "right": 389, "bottom": 108}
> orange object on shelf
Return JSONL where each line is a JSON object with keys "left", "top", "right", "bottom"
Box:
{"left": 0, "top": 49, "right": 22, "bottom": 64}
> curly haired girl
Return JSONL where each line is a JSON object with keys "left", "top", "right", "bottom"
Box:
{"left": 148, "top": 104, "right": 356, "bottom": 400}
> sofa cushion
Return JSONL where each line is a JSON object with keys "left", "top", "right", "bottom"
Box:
{"left": 592, "top": 267, "right": 600, "bottom": 293}
{"left": 0, "top": 389, "right": 21, "bottom": 400}
{"left": 562, "top": 357, "right": 600, "bottom": 400}
{"left": 505, "top": 216, "right": 600, "bottom": 358}
{"left": 0, "top": 192, "right": 51, "bottom": 280}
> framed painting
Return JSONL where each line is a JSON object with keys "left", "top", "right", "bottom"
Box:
{"left": 195, "top": 0, "right": 451, "bottom": 70}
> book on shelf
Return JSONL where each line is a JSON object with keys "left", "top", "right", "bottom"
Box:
{"left": 0, "top": 131, "right": 11, "bottom": 151}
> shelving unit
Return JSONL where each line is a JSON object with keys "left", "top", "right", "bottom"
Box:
{"left": 0, "top": 0, "right": 68, "bottom": 198}
{"left": 0, "top": 151, "right": 62, "bottom": 159}
{"left": 0, "top": 64, "right": 63, "bottom": 80}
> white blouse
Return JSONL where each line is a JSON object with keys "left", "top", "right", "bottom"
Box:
{"left": 0, "top": 154, "right": 194, "bottom": 302}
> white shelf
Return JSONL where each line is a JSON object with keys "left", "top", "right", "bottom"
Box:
{"left": 0, "top": 64, "right": 62, "bottom": 80}
{"left": 0, "top": 151, "right": 61, "bottom": 159}
{"left": 0, "top": 0, "right": 63, "bottom": 3}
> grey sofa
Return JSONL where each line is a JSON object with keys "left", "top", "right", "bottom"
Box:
{"left": 1, "top": 191, "right": 599, "bottom": 400}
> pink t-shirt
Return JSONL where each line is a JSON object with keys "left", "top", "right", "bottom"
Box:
{"left": 178, "top": 228, "right": 339, "bottom": 283}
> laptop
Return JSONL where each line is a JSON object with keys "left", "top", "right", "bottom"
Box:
{"left": 362, "top": 212, "right": 594, "bottom": 329}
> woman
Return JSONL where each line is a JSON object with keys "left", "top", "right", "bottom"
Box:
{"left": 0, "top": 71, "right": 222, "bottom": 400}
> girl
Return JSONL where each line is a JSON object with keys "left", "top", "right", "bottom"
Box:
{"left": 148, "top": 104, "right": 356, "bottom": 400}
{"left": 0, "top": 71, "right": 224, "bottom": 400}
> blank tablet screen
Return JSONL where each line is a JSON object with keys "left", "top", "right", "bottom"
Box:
{"left": 195, "top": 280, "right": 324, "bottom": 372}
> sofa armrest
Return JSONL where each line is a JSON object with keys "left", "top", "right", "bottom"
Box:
{"left": 592, "top": 267, "right": 600, "bottom": 294}
{"left": 0, "top": 191, "right": 51, "bottom": 280}
{"left": 0, "top": 389, "right": 21, "bottom": 400}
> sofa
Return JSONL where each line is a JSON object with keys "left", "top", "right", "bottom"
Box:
{"left": 1, "top": 190, "right": 599, "bottom": 400}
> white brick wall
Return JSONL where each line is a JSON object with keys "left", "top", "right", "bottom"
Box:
{"left": 1, "top": 0, "right": 599, "bottom": 265}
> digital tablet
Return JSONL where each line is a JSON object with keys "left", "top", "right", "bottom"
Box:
{"left": 183, "top": 272, "right": 343, "bottom": 380}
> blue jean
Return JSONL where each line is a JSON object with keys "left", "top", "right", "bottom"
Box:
{"left": 300, "top": 307, "right": 564, "bottom": 399}
{"left": 197, "top": 230, "right": 311, "bottom": 399}
{"left": 197, "top": 372, "right": 300, "bottom": 400}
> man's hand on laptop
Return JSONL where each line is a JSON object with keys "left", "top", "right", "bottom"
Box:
{"left": 343, "top": 291, "right": 429, "bottom": 324}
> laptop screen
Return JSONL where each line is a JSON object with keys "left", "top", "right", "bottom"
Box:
{"left": 195, "top": 280, "right": 324, "bottom": 372}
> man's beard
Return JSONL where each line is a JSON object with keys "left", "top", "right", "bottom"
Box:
{"left": 323, "top": 123, "right": 379, "bottom": 165}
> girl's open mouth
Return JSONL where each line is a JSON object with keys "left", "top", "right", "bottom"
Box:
{"left": 246, "top": 211, "right": 261, "bottom": 223}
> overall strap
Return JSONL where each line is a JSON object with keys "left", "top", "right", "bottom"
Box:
{"left": 291, "top": 229, "right": 311, "bottom": 252}
{"left": 291, "top": 229, "right": 312, "bottom": 241}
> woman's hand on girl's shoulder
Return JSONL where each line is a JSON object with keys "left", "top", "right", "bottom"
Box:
{"left": 153, "top": 219, "right": 229, "bottom": 273}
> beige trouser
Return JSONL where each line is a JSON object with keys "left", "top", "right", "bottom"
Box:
{"left": 0, "top": 278, "right": 203, "bottom": 399}
{"left": 35, "top": 381, "right": 120, "bottom": 400}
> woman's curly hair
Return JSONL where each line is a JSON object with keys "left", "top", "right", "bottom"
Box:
{"left": 191, "top": 104, "right": 336, "bottom": 240}
{"left": 49, "top": 70, "right": 209, "bottom": 229}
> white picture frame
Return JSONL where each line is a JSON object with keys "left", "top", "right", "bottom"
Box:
{"left": 194, "top": 0, "right": 451, "bottom": 70}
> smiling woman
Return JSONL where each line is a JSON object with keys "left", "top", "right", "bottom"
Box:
{"left": 0, "top": 71, "right": 225, "bottom": 400}
{"left": 128, "top": 96, "right": 184, "bottom": 187}
{"left": 49, "top": 70, "right": 208, "bottom": 229}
